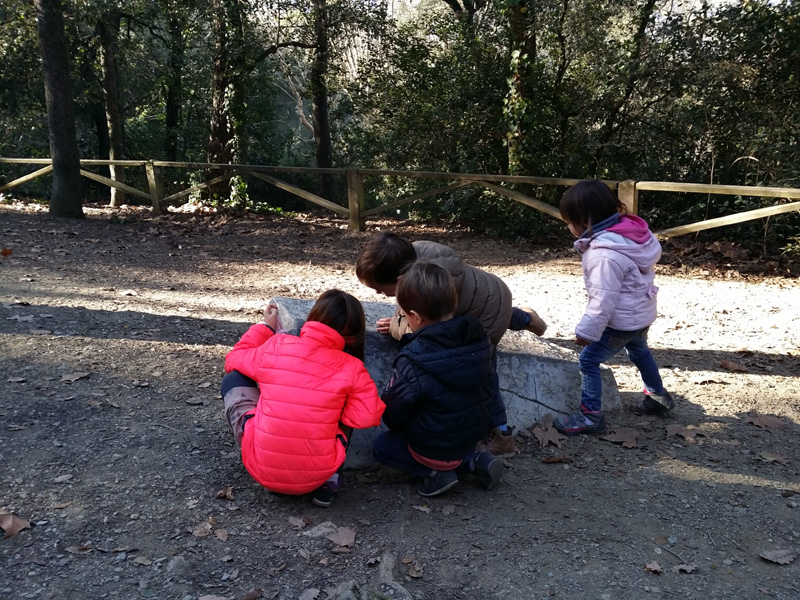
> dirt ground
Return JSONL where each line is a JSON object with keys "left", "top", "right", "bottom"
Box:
{"left": 1, "top": 201, "right": 799, "bottom": 600}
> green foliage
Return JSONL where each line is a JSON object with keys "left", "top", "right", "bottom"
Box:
{"left": 0, "top": 0, "right": 797, "bottom": 251}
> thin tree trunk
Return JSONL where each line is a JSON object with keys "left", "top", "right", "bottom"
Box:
{"left": 98, "top": 14, "right": 125, "bottom": 207}
{"left": 311, "top": 0, "right": 334, "bottom": 200}
{"left": 34, "top": 0, "right": 83, "bottom": 218}
{"left": 505, "top": 1, "right": 538, "bottom": 175}
{"left": 207, "top": 0, "right": 233, "bottom": 197}
{"left": 165, "top": 11, "right": 184, "bottom": 162}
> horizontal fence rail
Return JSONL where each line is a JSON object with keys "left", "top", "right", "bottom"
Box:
{"left": 1, "top": 158, "right": 798, "bottom": 237}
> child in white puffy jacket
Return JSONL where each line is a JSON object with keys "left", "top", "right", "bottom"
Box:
{"left": 555, "top": 179, "right": 675, "bottom": 436}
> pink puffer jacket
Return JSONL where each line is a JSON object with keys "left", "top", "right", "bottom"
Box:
{"left": 574, "top": 215, "right": 662, "bottom": 342}
{"left": 224, "top": 321, "right": 384, "bottom": 495}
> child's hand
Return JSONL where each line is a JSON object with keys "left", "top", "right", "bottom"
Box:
{"left": 376, "top": 317, "right": 392, "bottom": 335}
{"left": 261, "top": 304, "right": 280, "bottom": 331}
{"left": 575, "top": 336, "right": 591, "bottom": 346}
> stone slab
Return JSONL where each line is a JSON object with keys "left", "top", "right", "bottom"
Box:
{"left": 271, "top": 298, "right": 620, "bottom": 468}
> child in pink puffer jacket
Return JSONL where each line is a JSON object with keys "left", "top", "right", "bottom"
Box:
{"left": 554, "top": 179, "right": 676, "bottom": 436}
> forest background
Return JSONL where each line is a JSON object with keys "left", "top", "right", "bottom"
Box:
{"left": 1, "top": 0, "right": 799, "bottom": 255}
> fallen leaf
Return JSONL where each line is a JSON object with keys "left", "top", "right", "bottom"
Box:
{"left": 666, "top": 424, "right": 710, "bottom": 440}
{"left": 1, "top": 247, "right": 12, "bottom": 257}
{"left": 215, "top": 485, "right": 234, "bottom": 500}
{"left": 120, "top": 289, "right": 138, "bottom": 296}
{"left": 367, "top": 556, "right": 381, "bottom": 566}
{"left": 331, "top": 546, "right": 350, "bottom": 554}
{"left": 214, "top": 528, "right": 228, "bottom": 541}
{"left": 299, "top": 589, "right": 320, "bottom": 600}
{"left": 645, "top": 561, "right": 663, "bottom": 574}
{"left": 66, "top": 545, "right": 94, "bottom": 555}
{"left": 409, "top": 561, "right": 424, "bottom": 578}
{"left": 759, "top": 549, "right": 797, "bottom": 564}
{"left": 720, "top": 359, "right": 747, "bottom": 372}
{"left": 746, "top": 414, "right": 789, "bottom": 431}
{"left": 600, "top": 428, "right": 639, "bottom": 448}
{"left": 0, "top": 512, "right": 31, "bottom": 538}
{"left": 691, "top": 375, "right": 726, "bottom": 385}
{"left": 401, "top": 557, "right": 414, "bottom": 564}
{"left": 541, "top": 455, "right": 574, "bottom": 464}
{"left": 54, "top": 474, "right": 74, "bottom": 483}
{"left": 326, "top": 527, "right": 356, "bottom": 548}
{"left": 185, "top": 397, "right": 205, "bottom": 405}
{"left": 61, "top": 372, "right": 91, "bottom": 383}
{"left": 192, "top": 518, "right": 214, "bottom": 537}
{"left": 133, "top": 556, "right": 152, "bottom": 566}
{"left": 532, "top": 414, "right": 564, "bottom": 448}
{"left": 288, "top": 516, "right": 307, "bottom": 528}
{"left": 759, "top": 452, "right": 789, "bottom": 465}
{"left": 243, "top": 589, "right": 263, "bottom": 600}
{"left": 673, "top": 563, "right": 698, "bottom": 573}
{"left": 412, "top": 505, "right": 431, "bottom": 513}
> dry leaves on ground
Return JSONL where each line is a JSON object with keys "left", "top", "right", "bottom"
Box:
{"left": 746, "top": 414, "right": 789, "bottom": 431}
{"left": 759, "top": 549, "right": 797, "bottom": 564}
{"left": 532, "top": 414, "right": 565, "bottom": 448}
{"left": 667, "top": 424, "right": 710, "bottom": 440}
{"left": 600, "top": 428, "right": 639, "bottom": 448}
{"left": 645, "top": 561, "right": 663, "bottom": 574}
{"left": 215, "top": 485, "right": 234, "bottom": 500}
{"left": 0, "top": 512, "right": 31, "bottom": 538}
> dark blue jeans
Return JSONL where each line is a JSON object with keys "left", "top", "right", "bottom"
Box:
{"left": 373, "top": 430, "right": 476, "bottom": 477}
{"left": 579, "top": 326, "right": 664, "bottom": 413}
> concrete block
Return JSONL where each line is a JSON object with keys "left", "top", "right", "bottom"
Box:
{"left": 271, "top": 298, "right": 620, "bottom": 468}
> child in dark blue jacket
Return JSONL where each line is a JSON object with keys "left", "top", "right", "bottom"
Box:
{"left": 372, "top": 260, "right": 504, "bottom": 497}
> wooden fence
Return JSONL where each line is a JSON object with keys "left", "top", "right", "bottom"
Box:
{"left": 1, "top": 157, "right": 799, "bottom": 238}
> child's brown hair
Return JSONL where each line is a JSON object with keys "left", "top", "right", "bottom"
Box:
{"left": 356, "top": 231, "right": 417, "bottom": 286}
{"left": 396, "top": 261, "right": 458, "bottom": 323}
{"left": 307, "top": 289, "right": 366, "bottom": 360}
{"left": 559, "top": 179, "right": 626, "bottom": 235}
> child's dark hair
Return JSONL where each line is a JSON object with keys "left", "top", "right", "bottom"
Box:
{"left": 560, "top": 179, "right": 626, "bottom": 235}
{"left": 307, "top": 290, "right": 366, "bottom": 360}
{"left": 356, "top": 232, "right": 416, "bottom": 286}
{"left": 396, "top": 261, "right": 458, "bottom": 323}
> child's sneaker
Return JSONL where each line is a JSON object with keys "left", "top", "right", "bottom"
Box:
{"left": 476, "top": 426, "right": 516, "bottom": 458}
{"left": 312, "top": 477, "right": 340, "bottom": 507}
{"left": 473, "top": 451, "right": 504, "bottom": 491}
{"left": 643, "top": 388, "right": 675, "bottom": 411}
{"left": 554, "top": 410, "right": 606, "bottom": 436}
{"left": 520, "top": 307, "right": 547, "bottom": 336}
{"left": 633, "top": 396, "right": 669, "bottom": 416}
{"left": 416, "top": 470, "right": 458, "bottom": 497}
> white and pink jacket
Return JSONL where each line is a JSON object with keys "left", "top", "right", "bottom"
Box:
{"left": 573, "top": 214, "right": 662, "bottom": 342}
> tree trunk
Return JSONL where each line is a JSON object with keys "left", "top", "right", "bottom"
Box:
{"left": 207, "top": 0, "right": 234, "bottom": 197}
{"left": 505, "top": 0, "right": 538, "bottom": 175}
{"left": 98, "top": 14, "right": 125, "bottom": 207}
{"left": 34, "top": 0, "right": 83, "bottom": 218}
{"left": 165, "top": 10, "right": 184, "bottom": 162}
{"left": 310, "top": 0, "right": 334, "bottom": 200}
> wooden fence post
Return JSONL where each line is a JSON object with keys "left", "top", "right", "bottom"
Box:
{"left": 145, "top": 161, "right": 165, "bottom": 214}
{"left": 618, "top": 179, "right": 638, "bottom": 215}
{"left": 347, "top": 169, "right": 365, "bottom": 231}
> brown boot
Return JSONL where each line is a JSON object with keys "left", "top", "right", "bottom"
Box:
{"left": 520, "top": 307, "right": 547, "bottom": 336}
{"left": 476, "top": 426, "right": 516, "bottom": 458}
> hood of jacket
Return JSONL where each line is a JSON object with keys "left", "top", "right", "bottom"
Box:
{"left": 399, "top": 315, "right": 492, "bottom": 392}
{"left": 574, "top": 215, "right": 661, "bottom": 272}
